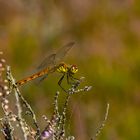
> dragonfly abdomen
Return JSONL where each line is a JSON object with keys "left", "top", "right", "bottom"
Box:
{"left": 16, "top": 68, "right": 50, "bottom": 86}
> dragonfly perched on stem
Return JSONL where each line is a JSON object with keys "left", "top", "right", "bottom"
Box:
{"left": 16, "top": 42, "right": 79, "bottom": 92}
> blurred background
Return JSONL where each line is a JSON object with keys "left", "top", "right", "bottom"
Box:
{"left": 0, "top": 0, "right": 140, "bottom": 139}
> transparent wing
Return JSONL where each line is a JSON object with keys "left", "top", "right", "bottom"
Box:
{"left": 54, "top": 41, "right": 75, "bottom": 64}
{"left": 37, "top": 42, "right": 75, "bottom": 71}
{"left": 37, "top": 53, "right": 56, "bottom": 70}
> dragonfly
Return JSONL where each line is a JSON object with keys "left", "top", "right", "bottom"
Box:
{"left": 16, "top": 42, "right": 79, "bottom": 92}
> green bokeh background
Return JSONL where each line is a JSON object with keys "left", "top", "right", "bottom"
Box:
{"left": 1, "top": 0, "right": 140, "bottom": 139}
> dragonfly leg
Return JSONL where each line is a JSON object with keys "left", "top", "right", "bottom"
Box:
{"left": 67, "top": 74, "right": 76, "bottom": 85}
{"left": 58, "top": 74, "right": 67, "bottom": 93}
{"left": 71, "top": 76, "right": 80, "bottom": 82}
{"left": 69, "top": 75, "right": 82, "bottom": 90}
{"left": 66, "top": 74, "right": 70, "bottom": 85}
{"left": 68, "top": 73, "right": 80, "bottom": 84}
{"left": 66, "top": 74, "right": 80, "bottom": 90}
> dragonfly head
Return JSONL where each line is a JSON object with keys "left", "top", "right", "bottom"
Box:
{"left": 70, "top": 64, "right": 78, "bottom": 74}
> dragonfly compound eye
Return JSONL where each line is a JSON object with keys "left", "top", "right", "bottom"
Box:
{"left": 70, "top": 65, "right": 78, "bottom": 74}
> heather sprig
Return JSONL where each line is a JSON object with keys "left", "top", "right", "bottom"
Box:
{"left": 41, "top": 78, "right": 92, "bottom": 140}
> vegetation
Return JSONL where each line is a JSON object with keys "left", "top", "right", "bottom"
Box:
{"left": 0, "top": 1, "right": 140, "bottom": 139}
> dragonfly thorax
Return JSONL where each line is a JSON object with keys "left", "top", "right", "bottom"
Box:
{"left": 56, "top": 63, "right": 69, "bottom": 73}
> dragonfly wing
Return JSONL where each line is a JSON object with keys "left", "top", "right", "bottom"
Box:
{"left": 54, "top": 42, "right": 75, "bottom": 63}
{"left": 37, "top": 42, "right": 75, "bottom": 70}
{"left": 37, "top": 53, "right": 56, "bottom": 70}
{"left": 34, "top": 74, "right": 48, "bottom": 85}
{"left": 35, "top": 54, "right": 56, "bottom": 84}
